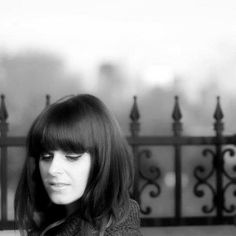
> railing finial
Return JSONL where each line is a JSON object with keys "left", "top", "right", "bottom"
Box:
{"left": 130, "top": 95, "right": 140, "bottom": 136}
{"left": 214, "top": 96, "right": 224, "bottom": 135}
{"left": 172, "top": 96, "right": 182, "bottom": 121}
{"left": 46, "top": 94, "right": 51, "bottom": 107}
{"left": 172, "top": 96, "right": 182, "bottom": 136}
{"left": 214, "top": 96, "right": 224, "bottom": 121}
{"left": 130, "top": 96, "right": 140, "bottom": 122}
{"left": 0, "top": 94, "right": 8, "bottom": 122}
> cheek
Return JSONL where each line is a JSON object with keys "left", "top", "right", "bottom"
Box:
{"left": 39, "top": 162, "right": 48, "bottom": 179}
{"left": 73, "top": 165, "right": 90, "bottom": 184}
{"left": 72, "top": 159, "right": 91, "bottom": 189}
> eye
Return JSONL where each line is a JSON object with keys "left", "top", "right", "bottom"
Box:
{"left": 40, "top": 152, "right": 54, "bottom": 161}
{"left": 65, "top": 153, "right": 83, "bottom": 161}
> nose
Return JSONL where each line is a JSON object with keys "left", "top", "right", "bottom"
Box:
{"left": 48, "top": 154, "right": 64, "bottom": 176}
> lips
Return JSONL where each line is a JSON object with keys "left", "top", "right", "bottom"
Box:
{"left": 47, "top": 182, "right": 70, "bottom": 191}
{"left": 50, "top": 182, "right": 69, "bottom": 187}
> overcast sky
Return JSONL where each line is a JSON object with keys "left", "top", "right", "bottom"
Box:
{"left": 0, "top": 0, "right": 236, "bottom": 101}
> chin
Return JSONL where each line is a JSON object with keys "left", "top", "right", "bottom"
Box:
{"left": 47, "top": 190, "right": 84, "bottom": 205}
{"left": 51, "top": 199, "right": 68, "bottom": 205}
{"left": 49, "top": 195, "right": 71, "bottom": 205}
{"left": 50, "top": 195, "right": 82, "bottom": 206}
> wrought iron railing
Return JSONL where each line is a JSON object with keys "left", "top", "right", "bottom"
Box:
{"left": 0, "top": 94, "right": 236, "bottom": 229}
{"left": 128, "top": 95, "right": 236, "bottom": 226}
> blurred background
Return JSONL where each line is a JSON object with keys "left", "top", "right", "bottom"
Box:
{"left": 1, "top": 0, "right": 236, "bottom": 233}
{"left": 1, "top": 0, "right": 236, "bottom": 136}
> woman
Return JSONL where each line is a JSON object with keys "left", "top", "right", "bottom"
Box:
{"left": 14, "top": 94, "right": 142, "bottom": 235}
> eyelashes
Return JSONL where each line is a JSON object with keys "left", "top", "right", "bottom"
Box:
{"left": 40, "top": 152, "right": 53, "bottom": 161}
{"left": 40, "top": 151, "right": 83, "bottom": 162}
{"left": 65, "top": 154, "right": 83, "bottom": 161}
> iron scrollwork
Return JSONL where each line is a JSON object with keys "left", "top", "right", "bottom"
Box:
{"left": 138, "top": 149, "right": 161, "bottom": 215}
{"left": 194, "top": 147, "right": 236, "bottom": 215}
{"left": 193, "top": 148, "right": 216, "bottom": 213}
{"left": 222, "top": 148, "right": 236, "bottom": 213}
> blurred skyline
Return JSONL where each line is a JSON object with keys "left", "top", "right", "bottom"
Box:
{"left": 0, "top": 0, "right": 236, "bottom": 135}
{"left": 1, "top": 1, "right": 236, "bottom": 95}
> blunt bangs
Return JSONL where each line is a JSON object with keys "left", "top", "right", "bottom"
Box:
{"left": 29, "top": 100, "right": 97, "bottom": 158}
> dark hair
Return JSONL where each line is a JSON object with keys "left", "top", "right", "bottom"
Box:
{"left": 14, "top": 94, "right": 134, "bottom": 235}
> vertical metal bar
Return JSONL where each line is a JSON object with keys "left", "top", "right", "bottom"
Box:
{"left": 0, "top": 95, "right": 9, "bottom": 226}
{"left": 213, "top": 96, "right": 224, "bottom": 220}
{"left": 132, "top": 145, "right": 140, "bottom": 203}
{"left": 1, "top": 135, "right": 7, "bottom": 223}
{"left": 172, "top": 96, "right": 183, "bottom": 223}
{"left": 215, "top": 142, "right": 223, "bottom": 219}
{"left": 174, "top": 143, "right": 181, "bottom": 221}
{"left": 129, "top": 96, "right": 140, "bottom": 203}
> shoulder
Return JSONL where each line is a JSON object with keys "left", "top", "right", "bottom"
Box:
{"left": 105, "top": 199, "right": 143, "bottom": 236}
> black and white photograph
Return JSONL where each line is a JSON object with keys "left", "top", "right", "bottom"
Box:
{"left": 0, "top": 0, "right": 236, "bottom": 235}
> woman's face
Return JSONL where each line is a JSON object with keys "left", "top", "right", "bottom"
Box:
{"left": 39, "top": 150, "right": 91, "bottom": 205}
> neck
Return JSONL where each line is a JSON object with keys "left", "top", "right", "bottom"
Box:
{"left": 64, "top": 200, "right": 80, "bottom": 216}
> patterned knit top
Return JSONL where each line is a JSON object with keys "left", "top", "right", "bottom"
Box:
{"left": 37, "top": 199, "right": 142, "bottom": 236}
